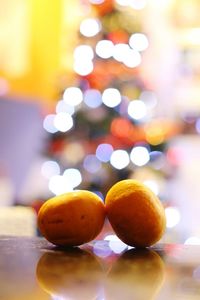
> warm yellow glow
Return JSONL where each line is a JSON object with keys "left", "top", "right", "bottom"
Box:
{"left": 28, "top": 0, "right": 63, "bottom": 102}
{"left": 62, "top": 0, "right": 83, "bottom": 71}
{"left": 0, "top": 0, "right": 30, "bottom": 77}
{"left": 149, "top": 0, "right": 173, "bottom": 10}
{"left": 177, "top": 28, "right": 200, "bottom": 47}
{"left": 0, "top": 0, "right": 81, "bottom": 106}
{"left": 145, "top": 124, "right": 165, "bottom": 145}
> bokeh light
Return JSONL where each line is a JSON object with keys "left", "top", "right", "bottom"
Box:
{"left": 130, "top": 146, "right": 150, "bottom": 166}
{"left": 145, "top": 124, "right": 165, "bottom": 145}
{"left": 115, "top": 0, "right": 130, "bottom": 6}
{"left": 129, "top": 0, "right": 147, "bottom": 10}
{"left": 128, "top": 100, "right": 147, "bottom": 120}
{"left": 43, "top": 114, "right": 58, "bottom": 133}
{"left": 83, "top": 154, "right": 102, "bottom": 173}
{"left": 143, "top": 179, "right": 159, "bottom": 195}
{"left": 140, "top": 91, "right": 158, "bottom": 109}
{"left": 96, "top": 143, "right": 114, "bottom": 162}
{"left": 56, "top": 100, "right": 75, "bottom": 115}
{"left": 74, "top": 45, "right": 94, "bottom": 61}
{"left": 149, "top": 151, "right": 165, "bottom": 170}
{"left": 165, "top": 207, "right": 181, "bottom": 228}
{"left": 62, "top": 142, "right": 85, "bottom": 165}
{"left": 80, "top": 18, "right": 102, "bottom": 37}
{"left": 48, "top": 175, "right": 73, "bottom": 195}
{"left": 89, "top": 0, "right": 105, "bottom": 3}
{"left": 41, "top": 161, "right": 60, "bottom": 179}
{"left": 54, "top": 112, "right": 73, "bottom": 132}
{"left": 111, "top": 117, "right": 132, "bottom": 139}
{"left": 73, "top": 45, "right": 94, "bottom": 76}
{"left": 73, "top": 59, "right": 94, "bottom": 76}
{"left": 95, "top": 40, "right": 114, "bottom": 59}
{"left": 110, "top": 150, "right": 130, "bottom": 169}
{"left": 184, "top": 237, "right": 200, "bottom": 245}
{"left": 63, "top": 168, "right": 82, "bottom": 188}
{"left": 83, "top": 89, "right": 102, "bottom": 108}
{"left": 104, "top": 234, "right": 128, "bottom": 253}
{"left": 166, "top": 147, "right": 183, "bottom": 166}
{"left": 102, "top": 88, "right": 121, "bottom": 108}
{"left": 93, "top": 240, "right": 112, "bottom": 257}
{"left": 63, "top": 87, "right": 83, "bottom": 106}
{"left": 123, "top": 48, "right": 141, "bottom": 68}
{"left": 129, "top": 33, "right": 149, "bottom": 52}
{"left": 113, "top": 43, "right": 130, "bottom": 62}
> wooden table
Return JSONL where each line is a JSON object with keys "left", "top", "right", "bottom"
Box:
{"left": 0, "top": 236, "right": 200, "bottom": 300}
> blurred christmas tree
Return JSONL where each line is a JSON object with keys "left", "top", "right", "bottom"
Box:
{"left": 42, "top": 0, "right": 179, "bottom": 204}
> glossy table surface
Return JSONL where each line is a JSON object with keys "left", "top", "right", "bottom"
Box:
{"left": 0, "top": 236, "right": 200, "bottom": 300}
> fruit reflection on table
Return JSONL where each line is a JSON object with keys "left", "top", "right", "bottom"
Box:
{"left": 36, "top": 244, "right": 165, "bottom": 300}
{"left": 105, "top": 248, "right": 165, "bottom": 300}
{"left": 36, "top": 247, "right": 104, "bottom": 300}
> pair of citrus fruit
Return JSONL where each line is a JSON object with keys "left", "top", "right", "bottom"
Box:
{"left": 38, "top": 179, "right": 166, "bottom": 248}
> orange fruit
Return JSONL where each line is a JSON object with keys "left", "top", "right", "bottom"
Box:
{"left": 105, "top": 179, "right": 166, "bottom": 248}
{"left": 38, "top": 190, "right": 105, "bottom": 246}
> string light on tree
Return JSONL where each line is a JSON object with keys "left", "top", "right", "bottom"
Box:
{"left": 129, "top": 33, "right": 149, "bottom": 52}
{"left": 80, "top": 18, "right": 102, "bottom": 37}
{"left": 63, "top": 168, "right": 82, "bottom": 188}
{"left": 128, "top": 100, "right": 147, "bottom": 120}
{"left": 110, "top": 150, "right": 130, "bottom": 169}
{"left": 73, "top": 59, "right": 94, "bottom": 76}
{"left": 63, "top": 87, "right": 83, "bottom": 106}
{"left": 83, "top": 155, "right": 102, "bottom": 173}
{"left": 83, "top": 89, "right": 102, "bottom": 108}
{"left": 56, "top": 100, "right": 75, "bottom": 115}
{"left": 113, "top": 43, "right": 130, "bottom": 62}
{"left": 73, "top": 45, "right": 94, "bottom": 76}
{"left": 54, "top": 112, "right": 73, "bottom": 132}
{"left": 123, "top": 48, "right": 142, "bottom": 68}
{"left": 96, "top": 143, "right": 114, "bottom": 162}
{"left": 130, "top": 146, "right": 150, "bottom": 166}
{"left": 48, "top": 175, "right": 73, "bottom": 195}
{"left": 41, "top": 161, "right": 61, "bottom": 179}
{"left": 102, "top": 88, "right": 121, "bottom": 108}
{"left": 43, "top": 114, "right": 58, "bottom": 133}
{"left": 74, "top": 45, "right": 94, "bottom": 61}
{"left": 95, "top": 40, "right": 114, "bottom": 59}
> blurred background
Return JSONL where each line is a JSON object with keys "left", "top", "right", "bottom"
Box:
{"left": 0, "top": 0, "right": 200, "bottom": 244}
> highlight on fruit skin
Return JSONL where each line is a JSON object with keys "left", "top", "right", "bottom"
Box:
{"left": 37, "top": 190, "right": 105, "bottom": 247}
{"left": 105, "top": 179, "right": 166, "bottom": 248}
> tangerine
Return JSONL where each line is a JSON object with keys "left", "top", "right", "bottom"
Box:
{"left": 105, "top": 179, "right": 166, "bottom": 247}
{"left": 38, "top": 190, "right": 105, "bottom": 246}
